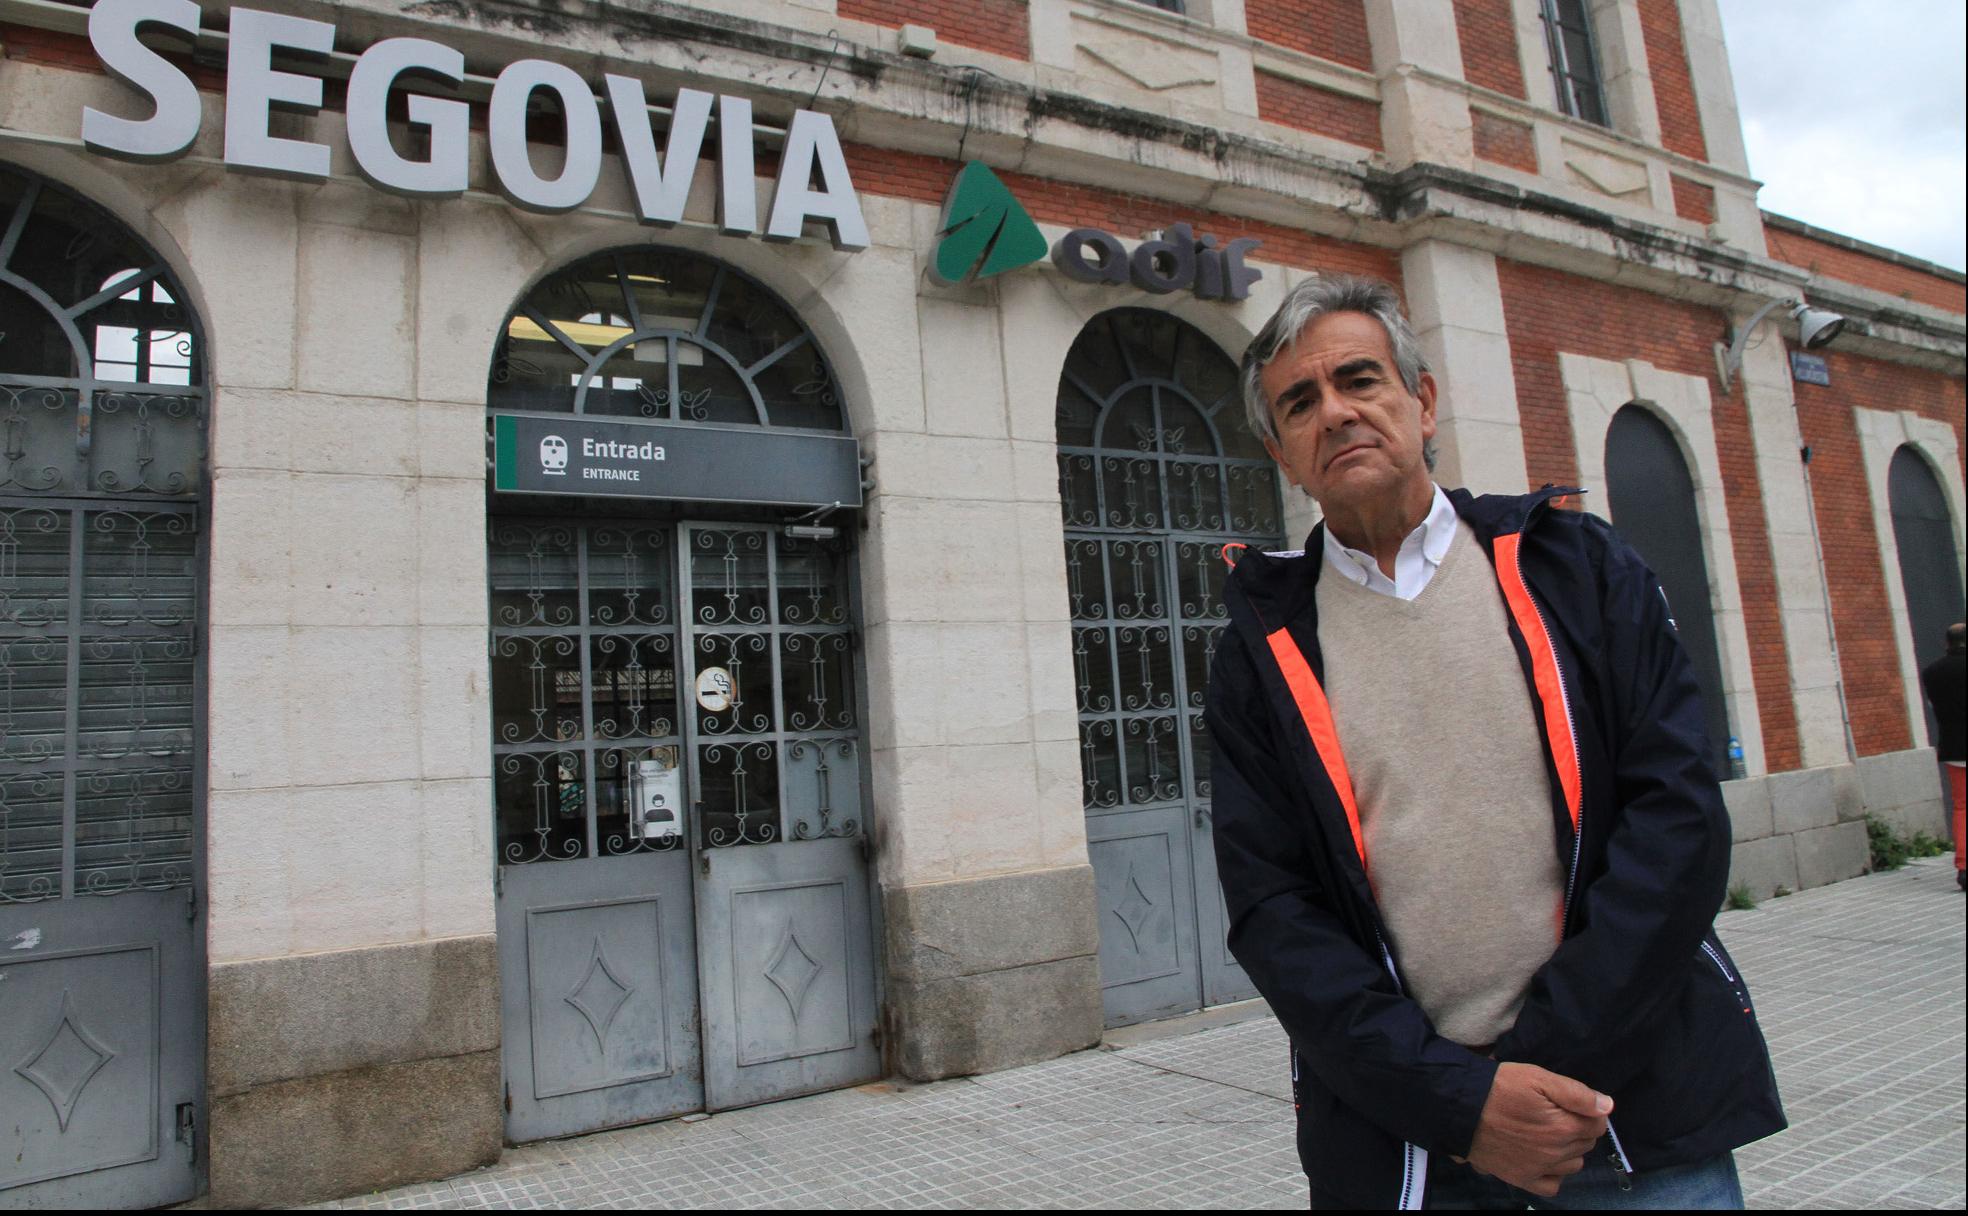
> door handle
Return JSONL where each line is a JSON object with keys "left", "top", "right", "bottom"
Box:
{"left": 1194, "top": 805, "right": 1212, "bottom": 829}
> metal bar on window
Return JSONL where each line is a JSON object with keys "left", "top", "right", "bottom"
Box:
{"left": 59, "top": 506, "right": 82, "bottom": 898}
{"left": 576, "top": 530, "right": 598, "bottom": 859}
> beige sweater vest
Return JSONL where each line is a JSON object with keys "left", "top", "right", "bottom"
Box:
{"left": 1315, "top": 519, "right": 1564, "bottom": 1048}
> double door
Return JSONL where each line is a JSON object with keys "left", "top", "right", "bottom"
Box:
{"left": 489, "top": 519, "right": 877, "bottom": 1142}
{"left": 1068, "top": 530, "right": 1256, "bottom": 1026}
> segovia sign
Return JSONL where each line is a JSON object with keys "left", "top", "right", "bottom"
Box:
{"left": 80, "top": 0, "right": 871, "bottom": 249}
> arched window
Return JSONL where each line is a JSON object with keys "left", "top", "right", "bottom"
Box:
{"left": 0, "top": 162, "right": 207, "bottom": 1207}
{"left": 1888, "top": 444, "right": 1965, "bottom": 747}
{"left": 489, "top": 248, "right": 843, "bottom": 431}
{"left": 1057, "top": 307, "right": 1282, "bottom": 1025}
{"left": 1604, "top": 404, "right": 1731, "bottom": 774}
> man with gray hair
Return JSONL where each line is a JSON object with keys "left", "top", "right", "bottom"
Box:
{"left": 1204, "top": 274, "right": 1783, "bottom": 1209}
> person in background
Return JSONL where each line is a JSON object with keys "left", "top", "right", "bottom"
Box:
{"left": 1205, "top": 274, "right": 1784, "bottom": 1209}
{"left": 1919, "top": 621, "right": 1966, "bottom": 892}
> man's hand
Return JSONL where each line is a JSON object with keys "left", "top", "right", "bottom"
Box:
{"left": 1464, "top": 1062, "right": 1612, "bottom": 1198}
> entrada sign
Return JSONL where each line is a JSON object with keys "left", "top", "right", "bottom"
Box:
{"left": 491, "top": 414, "right": 863, "bottom": 508}
{"left": 81, "top": 0, "right": 869, "bottom": 249}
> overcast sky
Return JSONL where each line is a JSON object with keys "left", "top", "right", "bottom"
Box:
{"left": 1716, "top": 0, "right": 1966, "bottom": 272}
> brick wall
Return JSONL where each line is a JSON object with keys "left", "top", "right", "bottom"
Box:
{"left": 842, "top": 143, "right": 1402, "bottom": 280}
{"left": 3, "top": 20, "right": 224, "bottom": 89}
{"left": 1766, "top": 224, "right": 1968, "bottom": 315}
{"left": 1452, "top": 0, "right": 1526, "bottom": 97}
{"left": 1254, "top": 70, "right": 1382, "bottom": 151}
{"left": 1637, "top": 0, "right": 1707, "bottom": 162}
{"left": 1498, "top": 259, "right": 1803, "bottom": 771}
{"left": 1793, "top": 351, "right": 1967, "bottom": 757}
{"left": 839, "top": 0, "right": 1030, "bottom": 59}
{"left": 1671, "top": 174, "right": 1714, "bottom": 225}
{"left": 1472, "top": 109, "right": 1537, "bottom": 172}
{"left": 1245, "top": 0, "right": 1372, "bottom": 71}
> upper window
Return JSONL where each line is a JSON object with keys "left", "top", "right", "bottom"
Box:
{"left": 1540, "top": 0, "right": 1609, "bottom": 127}
{"left": 1129, "top": 0, "right": 1186, "bottom": 12}
{"left": 488, "top": 248, "right": 844, "bottom": 432}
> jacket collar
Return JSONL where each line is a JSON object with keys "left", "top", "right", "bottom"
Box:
{"left": 1228, "top": 485, "right": 1583, "bottom": 635}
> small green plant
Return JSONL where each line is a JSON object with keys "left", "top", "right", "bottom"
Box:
{"left": 1866, "top": 815, "right": 1954, "bottom": 872}
{"left": 1724, "top": 883, "right": 1758, "bottom": 911}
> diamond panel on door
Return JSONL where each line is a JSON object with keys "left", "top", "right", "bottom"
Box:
{"left": 0, "top": 945, "right": 158, "bottom": 1190}
{"left": 696, "top": 837, "right": 878, "bottom": 1108}
{"left": 1086, "top": 806, "right": 1200, "bottom": 1027}
{"left": 499, "top": 855, "right": 703, "bottom": 1142}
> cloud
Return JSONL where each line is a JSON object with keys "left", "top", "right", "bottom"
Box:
{"left": 1719, "top": 0, "right": 1966, "bottom": 271}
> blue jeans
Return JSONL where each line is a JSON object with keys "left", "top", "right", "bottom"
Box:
{"left": 1424, "top": 1145, "right": 1743, "bottom": 1210}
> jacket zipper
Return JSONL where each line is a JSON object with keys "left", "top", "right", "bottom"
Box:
{"left": 1513, "top": 537, "right": 1586, "bottom": 932}
{"left": 1514, "top": 529, "right": 1634, "bottom": 1186}
{"left": 1699, "top": 940, "right": 1736, "bottom": 983}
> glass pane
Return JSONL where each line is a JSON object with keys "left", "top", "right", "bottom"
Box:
{"left": 589, "top": 633, "right": 678, "bottom": 743}
{"left": 1110, "top": 310, "right": 1178, "bottom": 382}
{"left": 496, "top": 748, "right": 586, "bottom": 863}
{"left": 1173, "top": 541, "right": 1230, "bottom": 623}
{"left": 1073, "top": 625, "right": 1116, "bottom": 717}
{"left": 691, "top": 629, "right": 773, "bottom": 738}
{"left": 1100, "top": 454, "right": 1162, "bottom": 530}
{"left": 1064, "top": 538, "right": 1108, "bottom": 621}
{"left": 689, "top": 528, "right": 770, "bottom": 627}
{"left": 596, "top": 743, "right": 685, "bottom": 856}
{"left": 753, "top": 337, "right": 843, "bottom": 431}
{"left": 490, "top": 634, "right": 583, "bottom": 745}
{"left": 0, "top": 505, "right": 69, "bottom": 901}
{"left": 488, "top": 521, "right": 579, "bottom": 629}
{"left": 1113, "top": 623, "right": 1177, "bottom": 714}
{"left": 697, "top": 739, "right": 777, "bottom": 846}
{"left": 701, "top": 270, "right": 805, "bottom": 373}
{"left": 1105, "top": 539, "right": 1168, "bottom": 622}
{"left": 0, "top": 280, "right": 77, "bottom": 378}
{"left": 780, "top": 632, "right": 853, "bottom": 733}
{"left": 1079, "top": 717, "right": 1121, "bottom": 811}
{"left": 776, "top": 534, "right": 848, "bottom": 627}
{"left": 674, "top": 351, "right": 757, "bottom": 426}
{"left": 587, "top": 524, "right": 672, "bottom": 629}
{"left": 88, "top": 391, "right": 205, "bottom": 496}
{"left": 74, "top": 509, "right": 197, "bottom": 895}
{"left": 1058, "top": 452, "right": 1101, "bottom": 529}
{"left": 1227, "top": 464, "right": 1282, "bottom": 536}
{"left": 1165, "top": 461, "right": 1226, "bottom": 532}
{"left": 1123, "top": 714, "right": 1182, "bottom": 804}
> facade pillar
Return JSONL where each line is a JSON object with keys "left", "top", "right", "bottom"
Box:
{"left": 1365, "top": 0, "right": 1476, "bottom": 169}
{"left": 1735, "top": 324, "right": 1851, "bottom": 768}
{"left": 1400, "top": 241, "right": 1531, "bottom": 496}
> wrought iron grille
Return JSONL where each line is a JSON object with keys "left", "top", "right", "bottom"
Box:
{"left": 488, "top": 248, "right": 843, "bottom": 430}
{"left": 0, "top": 502, "right": 199, "bottom": 902}
{"left": 0, "top": 164, "right": 205, "bottom": 905}
{"left": 1057, "top": 310, "right": 1283, "bottom": 816}
{"left": 488, "top": 520, "right": 860, "bottom": 864}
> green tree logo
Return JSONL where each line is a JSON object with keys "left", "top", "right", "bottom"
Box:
{"left": 932, "top": 161, "right": 1048, "bottom": 285}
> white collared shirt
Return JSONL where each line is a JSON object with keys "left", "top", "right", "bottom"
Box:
{"left": 1321, "top": 484, "right": 1458, "bottom": 601}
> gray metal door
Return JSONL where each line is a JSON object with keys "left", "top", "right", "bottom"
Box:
{"left": 0, "top": 500, "right": 203, "bottom": 1206}
{"left": 680, "top": 524, "right": 879, "bottom": 1109}
{"left": 1056, "top": 308, "right": 1282, "bottom": 1027}
{"left": 0, "top": 165, "right": 209, "bottom": 1207}
{"left": 490, "top": 519, "right": 876, "bottom": 1142}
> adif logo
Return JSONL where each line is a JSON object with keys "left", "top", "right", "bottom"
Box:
{"left": 540, "top": 435, "right": 568, "bottom": 475}
{"left": 931, "top": 161, "right": 1048, "bottom": 286}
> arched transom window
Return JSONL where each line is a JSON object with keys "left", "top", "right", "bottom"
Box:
{"left": 488, "top": 247, "right": 843, "bottom": 432}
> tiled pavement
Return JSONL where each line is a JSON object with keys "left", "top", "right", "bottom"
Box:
{"left": 317, "top": 857, "right": 1964, "bottom": 1209}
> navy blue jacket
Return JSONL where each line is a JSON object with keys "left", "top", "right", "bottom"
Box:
{"left": 1204, "top": 487, "right": 1784, "bottom": 1210}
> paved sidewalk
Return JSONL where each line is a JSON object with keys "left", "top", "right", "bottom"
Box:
{"left": 317, "top": 858, "right": 1964, "bottom": 1210}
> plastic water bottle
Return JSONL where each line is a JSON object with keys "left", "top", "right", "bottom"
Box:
{"left": 1727, "top": 736, "right": 1747, "bottom": 781}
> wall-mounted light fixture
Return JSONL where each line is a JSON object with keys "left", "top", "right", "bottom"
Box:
{"left": 1713, "top": 299, "right": 1847, "bottom": 392}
